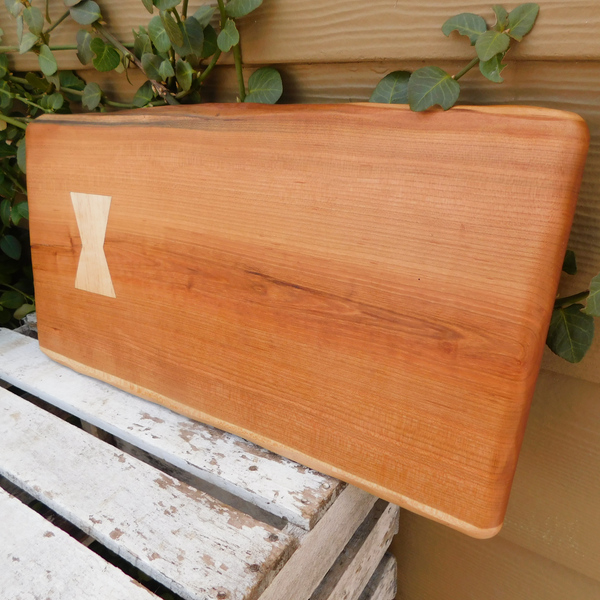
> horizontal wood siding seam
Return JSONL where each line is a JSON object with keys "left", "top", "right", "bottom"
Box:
{"left": 3, "top": 0, "right": 600, "bottom": 70}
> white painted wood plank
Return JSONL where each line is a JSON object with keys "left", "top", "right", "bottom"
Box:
{"left": 358, "top": 554, "right": 397, "bottom": 600}
{"left": 259, "top": 485, "right": 378, "bottom": 600}
{"left": 310, "top": 501, "right": 400, "bottom": 600}
{"left": 0, "top": 387, "right": 295, "bottom": 600}
{"left": 0, "top": 329, "right": 340, "bottom": 529}
{"left": 0, "top": 487, "right": 159, "bottom": 600}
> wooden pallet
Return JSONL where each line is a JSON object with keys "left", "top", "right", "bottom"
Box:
{"left": 0, "top": 324, "right": 398, "bottom": 600}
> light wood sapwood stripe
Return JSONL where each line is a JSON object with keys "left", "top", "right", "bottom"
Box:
{"left": 4, "top": 0, "right": 600, "bottom": 71}
{"left": 259, "top": 486, "right": 378, "bottom": 600}
{"left": 357, "top": 554, "right": 397, "bottom": 600}
{"left": 0, "top": 329, "right": 340, "bottom": 530}
{"left": 0, "top": 387, "right": 295, "bottom": 600}
{"left": 310, "top": 501, "right": 400, "bottom": 600}
{"left": 0, "top": 487, "right": 159, "bottom": 600}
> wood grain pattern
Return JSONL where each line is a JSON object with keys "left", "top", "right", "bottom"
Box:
{"left": 4, "top": 0, "right": 600, "bottom": 72}
{"left": 26, "top": 103, "right": 589, "bottom": 537}
{"left": 357, "top": 554, "right": 397, "bottom": 600}
{"left": 71, "top": 192, "right": 116, "bottom": 298}
{"left": 0, "top": 488, "right": 159, "bottom": 600}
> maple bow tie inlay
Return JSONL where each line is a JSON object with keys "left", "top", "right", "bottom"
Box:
{"left": 71, "top": 192, "right": 116, "bottom": 298}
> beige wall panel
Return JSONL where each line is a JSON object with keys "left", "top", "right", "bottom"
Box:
{"left": 391, "top": 510, "right": 600, "bottom": 600}
{"left": 501, "top": 369, "right": 600, "bottom": 581}
{"left": 239, "top": 0, "right": 600, "bottom": 64}
{"left": 4, "top": 0, "right": 600, "bottom": 71}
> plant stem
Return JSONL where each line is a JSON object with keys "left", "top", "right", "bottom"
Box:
{"left": 182, "top": 0, "right": 189, "bottom": 19}
{"left": 3, "top": 170, "right": 27, "bottom": 194}
{"left": 15, "top": 96, "right": 49, "bottom": 112}
{"left": 93, "top": 23, "right": 179, "bottom": 105}
{"left": 197, "top": 50, "right": 222, "bottom": 83}
{"left": 45, "top": 9, "right": 70, "bottom": 35}
{"left": 216, "top": 0, "right": 227, "bottom": 27}
{"left": 0, "top": 43, "right": 134, "bottom": 52}
{"left": 8, "top": 75, "right": 29, "bottom": 86}
{"left": 0, "top": 283, "right": 35, "bottom": 303}
{"left": 554, "top": 290, "right": 590, "bottom": 309}
{"left": 0, "top": 114, "right": 27, "bottom": 130}
{"left": 232, "top": 44, "right": 245, "bottom": 101}
{"left": 454, "top": 56, "right": 480, "bottom": 81}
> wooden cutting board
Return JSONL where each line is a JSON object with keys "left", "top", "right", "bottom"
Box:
{"left": 26, "top": 103, "right": 589, "bottom": 538}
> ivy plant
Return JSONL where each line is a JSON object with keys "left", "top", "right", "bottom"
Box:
{"left": 370, "top": 3, "right": 540, "bottom": 111}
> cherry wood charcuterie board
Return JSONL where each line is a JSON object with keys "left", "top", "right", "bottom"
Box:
{"left": 26, "top": 103, "right": 589, "bottom": 538}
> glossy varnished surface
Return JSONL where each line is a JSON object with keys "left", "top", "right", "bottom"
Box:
{"left": 26, "top": 103, "right": 589, "bottom": 537}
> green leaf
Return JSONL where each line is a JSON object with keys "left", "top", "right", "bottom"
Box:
{"left": 14, "top": 201, "right": 28, "bottom": 220}
{"left": 16, "top": 139, "right": 25, "bottom": 173}
{"left": 562, "top": 249, "right": 577, "bottom": 275}
{"left": 0, "top": 80, "right": 10, "bottom": 109}
{"left": 507, "top": 3, "right": 539, "bottom": 41}
{"left": 23, "top": 6, "right": 44, "bottom": 35}
{"left": 0, "top": 27, "right": 3, "bottom": 43}
{"left": 4, "top": 0, "right": 23, "bottom": 18}
{"left": 158, "top": 58, "right": 174, "bottom": 79}
{"left": 64, "top": 0, "right": 83, "bottom": 6}
{"left": 475, "top": 30, "right": 510, "bottom": 62}
{"left": 369, "top": 71, "right": 410, "bottom": 104}
{"left": 76, "top": 29, "right": 95, "bottom": 65}
{"left": 0, "top": 140, "right": 16, "bottom": 156}
{"left": 217, "top": 19, "right": 239, "bottom": 52}
{"left": 547, "top": 304, "right": 594, "bottom": 363}
{"left": 160, "top": 10, "right": 183, "bottom": 47}
{"left": 175, "top": 58, "right": 193, "bottom": 91}
{"left": 479, "top": 52, "right": 507, "bottom": 83}
{"left": 19, "top": 32, "right": 39, "bottom": 54}
{"left": 0, "top": 234, "right": 21, "bottom": 260}
{"left": 172, "top": 17, "right": 204, "bottom": 57}
{"left": 0, "top": 290, "right": 24, "bottom": 309}
{"left": 40, "top": 92, "right": 63, "bottom": 111}
{"left": 193, "top": 5, "right": 215, "bottom": 27}
{"left": 13, "top": 303, "right": 35, "bottom": 320}
{"left": 153, "top": 0, "right": 180, "bottom": 9}
{"left": 141, "top": 52, "right": 163, "bottom": 80}
{"left": 70, "top": 0, "right": 102, "bottom": 25}
{"left": 0, "top": 199, "right": 10, "bottom": 227}
{"left": 584, "top": 273, "right": 600, "bottom": 317}
{"left": 59, "top": 70, "right": 85, "bottom": 90}
{"left": 407, "top": 66, "right": 460, "bottom": 112}
{"left": 244, "top": 67, "right": 282, "bottom": 104}
{"left": 133, "top": 30, "right": 153, "bottom": 59}
{"left": 90, "top": 38, "right": 121, "bottom": 72}
{"left": 82, "top": 81, "right": 102, "bottom": 109}
{"left": 149, "top": 15, "right": 171, "bottom": 53}
{"left": 441, "top": 13, "right": 487, "bottom": 45}
{"left": 38, "top": 44, "right": 58, "bottom": 76}
{"left": 25, "top": 71, "right": 49, "bottom": 91}
{"left": 492, "top": 5, "right": 508, "bottom": 31}
{"left": 201, "top": 24, "right": 217, "bottom": 58}
{"left": 225, "top": 0, "right": 262, "bottom": 19}
{"left": 141, "top": 0, "right": 154, "bottom": 14}
{"left": 0, "top": 54, "right": 9, "bottom": 79}
{"left": 133, "top": 80, "right": 155, "bottom": 107}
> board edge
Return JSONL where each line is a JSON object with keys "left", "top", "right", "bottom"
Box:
{"left": 39, "top": 345, "right": 503, "bottom": 539}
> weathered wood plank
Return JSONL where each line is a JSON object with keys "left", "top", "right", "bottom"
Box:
{"left": 3, "top": 0, "right": 600, "bottom": 71}
{"left": 310, "top": 501, "right": 400, "bottom": 600}
{"left": 259, "top": 486, "right": 378, "bottom": 600}
{"left": 0, "top": 387, "right": 295, "bottom": 600}
{"left": 358, "top": 554, "right": 397, "bottom": 600}
{"left": 0, "top": 487, "right": 159, "bottom": 600}
{"left": 0, "top": 329, "right": 341, "bottom": 530}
